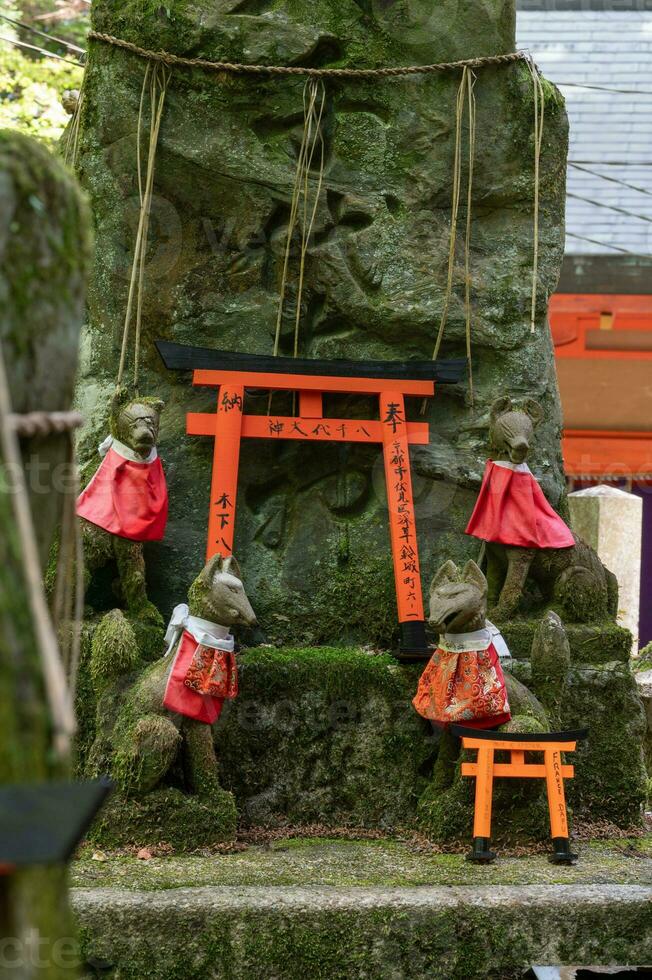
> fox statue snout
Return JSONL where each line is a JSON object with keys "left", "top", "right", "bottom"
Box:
{"left": 429, "top": 560, "right": 488, "bottom": 636}
{"left": 190, "top": 553, "right": 258, "bottom": 629}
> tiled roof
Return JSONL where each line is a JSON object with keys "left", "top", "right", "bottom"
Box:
{"left": 517, "top": 10, "right": 652, "bottom": 257}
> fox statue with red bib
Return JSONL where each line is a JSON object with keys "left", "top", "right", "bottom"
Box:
{"left": 77, "top": 390, "right": 167, "bottom": 622}
{"left": 85, "top": 552, "right": 257, "bottom": 830}
{"left": 466, "top": 396, "right": 618, "bottom": 623}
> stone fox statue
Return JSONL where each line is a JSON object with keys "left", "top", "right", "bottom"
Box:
{"left": 467, "top": 396, "right": 618, "bottom": 622}
{"left": 86, "top": 553, "right": 257, "bottom": 804}
{"left": 413, "top": 560, "right": 511, "bottom": 729}
{"left": 77, "top": 390, "right": 167, "bottom": 622}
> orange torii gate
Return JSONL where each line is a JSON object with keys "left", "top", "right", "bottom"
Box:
{"left": 452, "top": 725, "right": 588, "bottom": 865}
{"left": 157, "top": 342, "right": 465, "bottom": 657}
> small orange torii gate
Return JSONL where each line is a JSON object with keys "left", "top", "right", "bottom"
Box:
{"left": 452, "top": 725, "right": 588, "bottom": 865}
{"left": 157, "top": 342, "right": 465, "bottom": 657}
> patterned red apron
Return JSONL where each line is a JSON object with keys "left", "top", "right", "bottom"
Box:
{"left": 413, "top": 626, "right": 511, "bottom": 729}
{"left": 162, "top": 605, "right": 238, "bottom": 724}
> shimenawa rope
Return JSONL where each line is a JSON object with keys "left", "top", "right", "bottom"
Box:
{"left": 88, "top": 32, "right": 527, "bottom": 79}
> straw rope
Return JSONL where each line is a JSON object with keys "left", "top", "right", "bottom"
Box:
{"left": 88, "top": 32, "right": 526, "bottom": 79}
{"left": 63, "top": 74, "right": 86, "bottom": 170}
{"left": 9, "top": 410, "right": 83, "bottom": 438}
{"left": 463, "top": 70, "right": 477, "bottom": 406}
{"left": 526, "top": 56, "right": 545, "bottom": 334}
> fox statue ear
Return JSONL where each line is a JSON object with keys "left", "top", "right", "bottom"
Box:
{"left": 200, "top": 553, "right": 224, "bottom": 585}
{"left": 522, "top": 398, "right": 544, "bottom": 428}
{"left": 430, "top": 560, "right": 459, "bottom": 594}
{"left": 223, "top": 555, "right": 242, "bottom": 581}
{"left": 490, "top": 395, "right": 512, "bottom": 421}
{"left": 111, "top": 386, "right": 136, "bottom": 409}
{"left": 462, "top": 560, "right": 487, "bottom": 597}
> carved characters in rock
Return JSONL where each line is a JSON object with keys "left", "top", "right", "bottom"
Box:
{"left": 467, "top": 396, "right": 619, "bottom": 622}
{"left": 413, "top": 560, "right": 511, "bottom": 729}
{"left": 77, "top": 391, "right": 168, "bottom": 622}
{"left": 85, "top": 553, "right": 256, "bottom": 835}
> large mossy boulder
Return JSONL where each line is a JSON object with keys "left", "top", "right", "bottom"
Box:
{"left": 75, "top": 0, "right": 568, "bottom": 642}
{"left": 76, "top": 626, "right": 646, "bottom": 846}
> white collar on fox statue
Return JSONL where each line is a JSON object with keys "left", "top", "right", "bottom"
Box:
{"left": 493, "top": 460, "right": 531, "bottom": 474}
{"left": 164, "top": 603, "right": 234, "bottom": 655}
{"left": 98, "top": 434, "right": 158, "bottom": 464}
{"left": 439, "top": 621, "right": 511, "bottom": 659}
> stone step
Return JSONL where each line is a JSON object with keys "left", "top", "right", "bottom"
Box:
{"left": 72, "top": 840, "right": 652, "bottom": 979}
{"left": 74, "top": 883, "right": 652, "bottom": 980}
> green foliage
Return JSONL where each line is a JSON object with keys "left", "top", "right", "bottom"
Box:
{"left": 0, "top": 39, "right": 81, "bottom": 146}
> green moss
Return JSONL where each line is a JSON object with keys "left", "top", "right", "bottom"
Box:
{"left": 501, "top": 620, "right": 632, "bottom": 665}
{"left": 252, "top": 543, "right": 400, "bottom": 649}
{"left": 90, "top": 609, "right": 141, "bottom": 691}
{"left": 86, "top": 786, "right": 236, "bottom": 849}
{"left": 216, "top": 646, "right": 431, "bottom": 829}
{"left": 560, "top": 662, "right": 647, "bottom": 825}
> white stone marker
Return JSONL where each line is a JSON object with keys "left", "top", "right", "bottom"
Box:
{"left": 568, "top": 485, "right": 642, "bottom": 652}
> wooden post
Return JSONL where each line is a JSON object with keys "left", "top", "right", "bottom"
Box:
{"left": 206, "top": 386, "right": 244, "bottom": 560}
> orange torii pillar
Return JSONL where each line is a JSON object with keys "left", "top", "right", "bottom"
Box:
{"left": 156, "top": 341, "right": 466, "bottom": 656}
{"left": 452, "top": 725, "right": 588, "bottom": 865}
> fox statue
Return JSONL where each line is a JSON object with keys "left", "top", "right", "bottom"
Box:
{"left": 466, "top": 395, "right": 618, "bottom": 622}
{"left": 86, "top": 553, "right": 257, "bottom": 809}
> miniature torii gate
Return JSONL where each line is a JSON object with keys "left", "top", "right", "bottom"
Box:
{"left": 157, "top": 342, "right": 465, "bottom": 656}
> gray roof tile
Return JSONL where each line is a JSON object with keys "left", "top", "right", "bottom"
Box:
{"left": 518, "top": 10, "right": 652, "bottom": 255}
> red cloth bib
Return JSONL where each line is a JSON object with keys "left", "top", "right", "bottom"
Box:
{"left": 413, "top": 642, "right": 511, "bottom": 729}
{"left": 163, "top": 630, "right": 238, "bottom": 724}
{"left": 465, "top": 460, "right": 574, "bottom": 549}
{"left": 77, "top": 446, "right": 168, "bottom": 542}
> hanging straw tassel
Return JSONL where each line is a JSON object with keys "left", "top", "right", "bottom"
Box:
{"left": 293, "top": 80, "right": 326, "bottom": 360}
{"left": 63, "top": 73, "right": 86, "bottom": 171}
{"left": 272, "top": 78, "right": 326, "bottom": 361}
{"left": 117, "top": 62, "right": 171, "bottom": 390}
{"left": 422, "top": 67, "right": 475, "bottom": 413}
{"left": 52, "top": 429, "right": 85, "bottom": 705}
{"left": 269, "top": 78, "right": 326, "bottom": 412}
{"left": 526, "top": 56, "right": 545, "bottom": 335}
{"left": 463, "top": 70, "right": 476, "bottom": 407}
{"left": 430, "top": 66, "right": 468, "bottom": 365}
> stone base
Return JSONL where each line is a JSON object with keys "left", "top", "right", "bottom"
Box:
{"left": 72, "top": 839, "right": 652, "bottom": 979}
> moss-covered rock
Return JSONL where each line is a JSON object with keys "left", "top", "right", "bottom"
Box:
{"left": 501, "top": 619, "right": 632, "bottom": 665}
{"left": 215, "top": 646, "right": 431, "bottom": 829}
{"left": 75, "top": 0, "right": 569, "bottom": 637}
{"left": 72, "top": 852, "right": 652, "bottom": 980}
{"left": 86, "top": 786, "right": 236, "bottom": 850}
{"left": 78, "top": 623, "right": 647, "bottom": 845}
